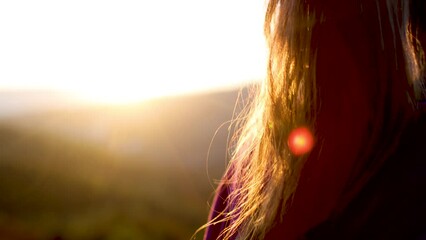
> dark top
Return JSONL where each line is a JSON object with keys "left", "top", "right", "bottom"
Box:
{"left": 205, "top": 107, "right": 426, "bottom": 239}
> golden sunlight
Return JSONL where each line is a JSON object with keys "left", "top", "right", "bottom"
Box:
{"left": 75, "top": 85, "right": 162, "bottom": 105}
{"left": 0, "top": 1, "right": 267, "bottom": 104}
{"left": 73, "top": 78, "right": 216, "bottom": 105}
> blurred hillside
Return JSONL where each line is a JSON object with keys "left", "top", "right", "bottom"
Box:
{"left": 0, "top": 89, "right": 248, "bottom": 240}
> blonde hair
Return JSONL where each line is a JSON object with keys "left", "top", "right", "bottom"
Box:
{"left": 198, "top": 0, "right": 425, "bottom": 239}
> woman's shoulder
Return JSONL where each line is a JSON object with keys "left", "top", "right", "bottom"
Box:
{"left": 204, "top": 110, "right": 426, "bottom": 240}
{"left": 204, "top": 174, "right": 235, "bottom": 240}
{"left": 306, "top": 111, "right": 426, "bottom": 239}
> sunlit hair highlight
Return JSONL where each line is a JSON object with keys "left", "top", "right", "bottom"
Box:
{"left": 200, "top": 1, "right": 317, "bottom": 239}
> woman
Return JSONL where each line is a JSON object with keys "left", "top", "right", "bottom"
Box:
{"left": 202, "top": 0, "right": 426, "bottom": 239}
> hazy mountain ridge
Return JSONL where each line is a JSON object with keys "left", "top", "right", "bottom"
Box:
{"left": 0, "top": 90, "right": 87, "bottom": 118}
{"left": 2, "top": 90, "right": 243, "bottom": 168}
{"left": 0, "top": 88, "right": 250, "bottom": 240}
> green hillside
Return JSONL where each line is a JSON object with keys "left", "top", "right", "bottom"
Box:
{"left": 0, "top": 124, "right": 213, "bottom": 240}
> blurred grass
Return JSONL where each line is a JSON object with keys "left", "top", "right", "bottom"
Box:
{"left": 0, "top": 124, "right": 216, "bottom": 240}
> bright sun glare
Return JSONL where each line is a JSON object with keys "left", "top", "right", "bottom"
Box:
{"left": 0, "top": 1, "right": 267, "bottom": 104}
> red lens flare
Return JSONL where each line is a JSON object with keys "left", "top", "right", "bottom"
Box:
{"left": 287, "top": 127, "right": 314, "bottom": 156}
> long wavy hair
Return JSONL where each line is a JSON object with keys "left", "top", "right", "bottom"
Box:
{"left": 200, "top": 0, "right": 425, "bottom": 239}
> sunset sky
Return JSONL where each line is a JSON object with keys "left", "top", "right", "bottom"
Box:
{"left": 0, "top": 0, "right": 267, "bottom": 104}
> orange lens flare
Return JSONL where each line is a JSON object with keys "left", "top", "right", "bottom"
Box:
{"left": 287, "top": 127, "right": 314, "bottom": 156}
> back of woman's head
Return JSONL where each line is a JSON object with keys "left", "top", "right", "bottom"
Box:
{"left": 205, "top": 0, "right": 426, "bottom": 239}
